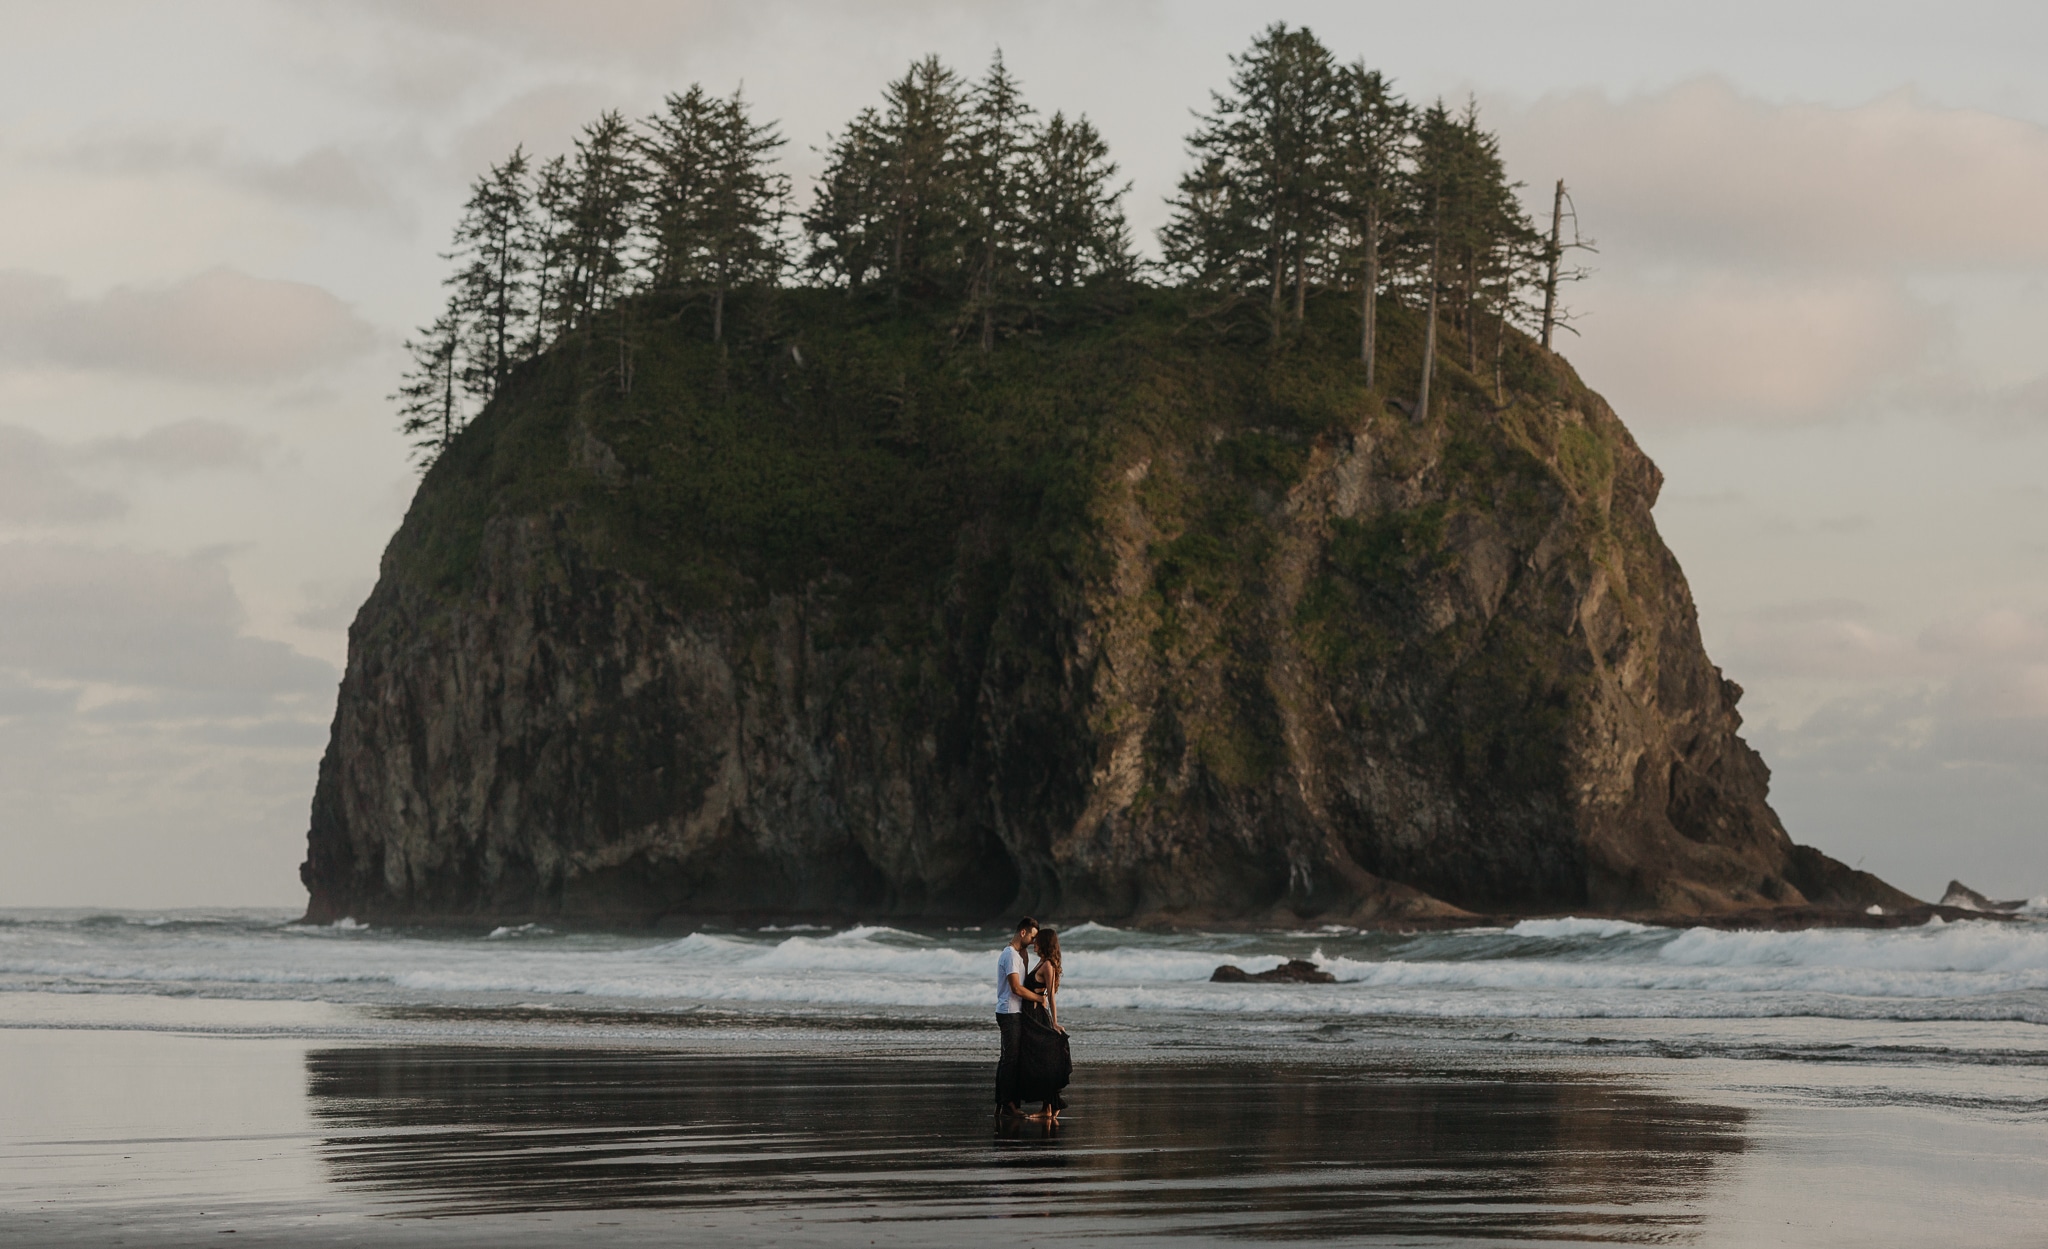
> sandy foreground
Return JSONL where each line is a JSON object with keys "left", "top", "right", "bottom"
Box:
{"left": 2, "top": 992, "right": 2045, "bottom": 1247}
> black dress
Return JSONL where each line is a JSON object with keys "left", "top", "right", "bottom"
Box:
{"left": 1015, "top": 964, "right": 1071, "bottom": 1110}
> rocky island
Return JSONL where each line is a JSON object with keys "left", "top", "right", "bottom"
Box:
{"left": 300, "top": 284, "right": 1918, "bottom": 928}
{"left": 301, "top": 38, "right": 1919, "bottom": 929}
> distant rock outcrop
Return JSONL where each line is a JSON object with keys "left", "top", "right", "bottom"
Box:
{"left": 300, "top": 290, "right": 1920, "bottom": 928}
{"left": 1212, "top": 960, "right": 1337, "bottom": 984}
{"left": 1937, "top": 881, "right": 2026, "bottom": 913}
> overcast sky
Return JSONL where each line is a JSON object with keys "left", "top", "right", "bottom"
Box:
{"left": 3, "top": 0, "right": 2045, "bottom": 908}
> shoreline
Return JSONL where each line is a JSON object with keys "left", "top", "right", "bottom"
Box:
{"left": 278, "top": 899, "right": 2026, "bottom": 936}
{"left": 5, "top": 1010, "right": 2046, "bottom": 1248}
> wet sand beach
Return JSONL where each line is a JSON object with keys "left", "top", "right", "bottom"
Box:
{"left": 4, "top": 996, "right": 2046, "bottom": 1247}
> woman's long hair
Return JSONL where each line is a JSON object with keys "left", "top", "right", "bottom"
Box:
{"left": 1033, "top": 928, "right": 1061, "bottom": 973}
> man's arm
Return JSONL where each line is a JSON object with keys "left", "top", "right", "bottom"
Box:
{"left": 1006, "top": 971, "right": 1043, "bottom": 1004}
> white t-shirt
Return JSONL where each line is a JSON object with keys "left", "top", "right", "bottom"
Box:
{"left": 995, "top": 945, "right": 1026, "bottom": 1013}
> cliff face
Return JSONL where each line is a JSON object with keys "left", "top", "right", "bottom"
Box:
{"left": 303, "top": 291, "right": 1912, "bottom": 925}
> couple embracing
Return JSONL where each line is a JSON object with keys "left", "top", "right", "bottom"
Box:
{"left": 994, "top": 916, "right": 1071, "bottom": 1120}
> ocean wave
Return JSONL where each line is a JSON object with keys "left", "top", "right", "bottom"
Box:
{"left": 282, "top": 917, "right": 371, "bottom": 935}
{"left": 1061, "top": 922, "right": 1125, "bottom": 938}
{"left": 1656, "top": 919, "right": 2048, "bottom": 974}
{"left": 6, "top": 912, "right": 2048, "bottom": 1027}
{"left": 1507, "top": 917, "right": 1656, "bottom": 939}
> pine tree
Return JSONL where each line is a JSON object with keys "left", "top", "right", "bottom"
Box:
{"left": 1158, "top": 149, "right": 1256, "bottom": 294}
{"left": 1330, "top": 64, "right": 1410, "bottom": 384}
{"left": 804, "top": 105, "right": 892, "bottom": 291}
{"left": 1409, "top": 97, "right": 1540, "bottom": 411}
{"left": 806, "top": 57, "right": 970, "bottom": 303}
{"left": 961, "top": 53, "right": 1034, "bottom": 351}
{"left": 447, "top": 147, "right": 533, "bottom": 406}
{"left": 1161, "top": 23, "right": 1340, "bottom": 331}
{"left": 641, "top": 87, "right": 788, "bottom": 341}
{"left": 702, "top": 89, "right": 788, "bottom": 340}
{"left": 640, "top": 87, "right": 722, "bottom": 292}
{"left": 875, "top": 56, "right": 970, "bottom": 302}
{"left": 561, "top": 111, "right": 643, "bottom": 329}
{"left": 525, "top": 154, "right": 577, "bottom": 353}
{"left": 393, "top": 312, "right": 464, "bottom": 468}
{"left": 1022, "top": 112, "right": 1136, "bottom": 291}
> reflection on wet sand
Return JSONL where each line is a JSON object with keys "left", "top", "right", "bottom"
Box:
{"left": 307, "top": 1050, "right": 1745, "bottom": 1242}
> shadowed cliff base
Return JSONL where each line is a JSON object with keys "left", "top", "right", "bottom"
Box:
{"left": 303, "top": 285, "right": 1917, "bottom": 928}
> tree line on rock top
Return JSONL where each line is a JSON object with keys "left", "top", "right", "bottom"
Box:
{"left": 396, "top": 23, "right": 1592, "bottom": 468}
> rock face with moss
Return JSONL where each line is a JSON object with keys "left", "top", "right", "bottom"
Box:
{"left": 301, "top": 290, "right": 1913, "bottom": 925}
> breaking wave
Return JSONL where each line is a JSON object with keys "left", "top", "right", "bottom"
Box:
{"left": 1, "top": 908, "right": 2045, "bottom": 1025}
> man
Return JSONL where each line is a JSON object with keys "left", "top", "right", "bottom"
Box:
{"left": 994, "top": 916, "right": 1046, "bottom": 1115}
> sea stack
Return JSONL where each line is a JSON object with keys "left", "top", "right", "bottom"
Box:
{"left": 301, "top": 289, "right": 1914, "bottom": 927}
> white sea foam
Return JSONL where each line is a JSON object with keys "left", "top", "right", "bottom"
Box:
{"left": 4, "top": 910, "right": 2047, "bottom": 1025}
{"left": 1508, "top": 917, "right": 1656, "bottom": 939}
{"left": 1061, "top": 922, "right": 1125, "bottom": 938}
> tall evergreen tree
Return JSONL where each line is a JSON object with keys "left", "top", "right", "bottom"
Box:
{"left": 1413, "top": 102, "right": 1533, "bottom": 360}
{"left": 393, "top": 312, "right": 464, "bottom": 468}
{"left": 561, "top": 110, "right": 643, "bottom": 329}
{"left": 1400, "top": 99, "right": 1539, "bottom": 413}
{"left": 640, "top": 86, "right": 788, "bottom": 341}
{"left": 803, "top": 105, "right": 892, "bottom": 291}
{"left": 1161, "top": 23, "right": 1340, "bottom": 330}
{"left": 447, "top": 147, "right": 533, "bottom": 406}
{"left": 1022, "top": 111, "right": 1136, "bottom": 291}
{"left": 875, "top": 56, "right": 970, "bottom": 302}
{"left": 639, "top": 87, "right": 721, "bottom": 291}
{"left": 961, "top": 53, "right": 1034, "bottom": 351}
{"left": 525, "top": 154, "right": 578, "bottom": 353}
{"left": 1330, "top": 64, "right": 1410, "bottom": 383}
{"left": 805, "top": 56, "right": 969, "bottom": 303}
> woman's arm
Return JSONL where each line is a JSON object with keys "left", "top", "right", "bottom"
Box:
{"left": 1046, "top": 964, "right": 1060, "bottom": 1029}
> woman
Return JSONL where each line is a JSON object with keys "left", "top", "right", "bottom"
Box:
{"left": 1016, "top": 928, "right": 1071, "bottom": 1120}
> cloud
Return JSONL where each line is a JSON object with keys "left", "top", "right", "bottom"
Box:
{"left": 355, "top": 1, "right": 761, "bottom": 65}
{"left": 0, "top": 541, "right": 335, "bottom": 698}
{"left": 1576, "top": 271, "right": 1935, "bottom": 423}
{"left": 1723, "top": 600, "right": 1927, "bottom": 682}
{"left": 0, "top": 267, "right": 377, "bottom": 383}
{"left": 1500, "top": 78, "right": 2048, "bottom": 272}
{"left": 1495, "top": 78, "right": 2048, "bottom": 428}
{"left": 44, "top": 134, "right": 397, "bottom": 218}
{"left": 79, "top": 419, "right": 268, "bottom": 473}
{"left": 0, "top": 425, "right": 123, "bottom": 525}
{"left": 293, "top": 577, "right": 375, "bottom": 632}
{"left": 1734, "top": 604, "right": 2048, "bottom": 772}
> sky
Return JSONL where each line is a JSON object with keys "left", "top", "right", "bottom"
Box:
{"left": 2, "top": 0, "right": 2045, "bottom": 908}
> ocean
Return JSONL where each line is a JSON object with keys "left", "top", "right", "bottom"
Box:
{"left": 4, "top": 908, "right": 2047, "bottom": 1245}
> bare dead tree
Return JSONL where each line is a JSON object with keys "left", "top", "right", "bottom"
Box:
{"left": 1539, "top": 179, "right": 1595, "bottom": 350}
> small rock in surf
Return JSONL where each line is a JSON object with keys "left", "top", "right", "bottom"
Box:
{"left": 1938, "top": 881, "right": 2025, "bottom": 913}
{"left": 1211, "top": 959, "right": 1336, "bottom": 984}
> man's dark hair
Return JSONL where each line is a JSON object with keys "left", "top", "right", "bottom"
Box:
{"left": 1015, "top": 916, "right": 1038, "bottom": 933}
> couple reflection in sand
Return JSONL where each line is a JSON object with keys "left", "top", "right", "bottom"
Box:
{"left": 994, "top": 916, "right": 1070, "bottom": 1121}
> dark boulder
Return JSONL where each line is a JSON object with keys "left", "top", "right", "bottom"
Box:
{"left": 1212, "top": 960, "right": 1337, "bottom": 984}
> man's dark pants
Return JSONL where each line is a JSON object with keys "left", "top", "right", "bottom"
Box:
{"left": 994, "top": 1012, "right": 1023, "bottom": 1107}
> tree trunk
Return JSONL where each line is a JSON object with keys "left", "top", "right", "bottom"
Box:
{"left": 1493, "top": 293, "right": 1507, "bottom": 407}
{"left": 1360, "top": 205, "right": 1379, "bottom": 385}
{"left": 494, "top": 242, "right": 510, "bottom": 397}
{"left": 440, "top": 329, "right": 456, "bottom": 451}
{"left": 1293, "top": 251, "right": 1307, "bottom": 322}
{"left": 891, "top": 214, "right": 906, "bottom": 307}
{"left": 1541, "top": 178, "right": 1564, "bottom": 350}
{"left": 712, "top": 286, "right": 724, "bottom": 344}
{"left": 1269, "top": 226, "right": 1284, "bottom": 341}
{"left": 1416, "top": 229, "right": 1439, "bottom": 423}
{"left": 980, "top": 240, "right": 995, "bottom": 355}
{"left": 1464, "top": 250, "right": 1478, "bottom": 374}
